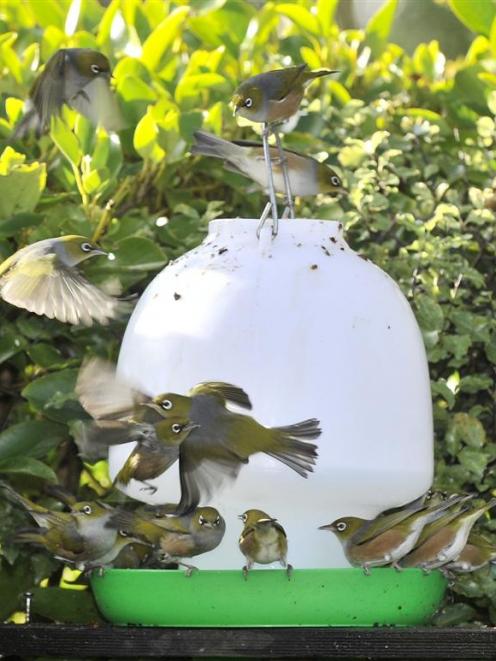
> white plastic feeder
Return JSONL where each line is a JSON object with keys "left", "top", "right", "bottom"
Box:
{"left": 111, "top": 218, "right": 433, "bottom": 569}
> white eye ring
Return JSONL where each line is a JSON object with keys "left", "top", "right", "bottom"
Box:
{"left": 199, "top": 515, "right": 206, "bottom": 526}
{"left": 160, "top": 400, "right": 173, "bottom": 410}
{"left": 331, "top": 176, "right": 341, "bottom": 187}
{"left": 81, "top": 242, "right": 93, "bottom": 252}
{"left": 119, "top": 529, "right": 128, "bottom": 537}
{"left": 242, "top": 513, "right": 247, "bottom": 523}
{"left": 214, "top": 517, "right": 221, "bottom": 526}
{"left": 244, "top": 97, "right": 253, "bottom": 108}
{"left": 336, "top": 522, "right": 347, "bottom": 532}
{"left": 91, "top": 64, "right": 101, "bottom": 75}
{"left": 82, "top": 505, "right": 92, "bottom": 515}
{"left": 171, "top": 423, "right": 182, "bottom": 433}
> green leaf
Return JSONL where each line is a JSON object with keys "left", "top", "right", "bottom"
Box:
{"left": 415, "top": 294, "right": 444, "bottom": 331}
{"left": 0, "top": 147, "right": 46, "bottom": 217}
{"left": 141, "top": 6, "right": 189, "bottom": 71}
{"left": 0, "top": 326, "right": 28, "bottom": 363}
{"left": 0, "top": 456, "right": 57, "bottom": 482}
{"left": 133, "top": 112, "right": 165, "bottom": 162}
{"left": 275, "top": 4, "right": 320, "bottom": 36}
{"left": 31, "top": 587, "right": 104, "bottom": 624}
{"left": 0, "top": 558, "right": 35, "bottom": 621}
{"left": 22, "top": 368, "right": 84, "bottom": 423}
{"left": 364, "top": 0, "right": 398, "bottom": 57}
{"left": 449, "top": 0, "right": 496, "bottom": 35}
{"left": 109, "top": 236, "right": 167, "bottom": 272}
{"left": 450, "top": 412, "right": 486, "bottom": 449}
{"left": 0, "top": 420, "right": 66, "bottom": 462}
{"left": 0, "top": 212, "right": 44, "bottom": 238}
{"left": 51, "top": 117, "right": 82, "bottom": 168}
{"left": 316, "top": 0, "right": 338, "bottom": 35}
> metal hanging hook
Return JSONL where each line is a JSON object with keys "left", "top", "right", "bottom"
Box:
{"left": 258, "top": 122, "right": 279, "bottom": 238}
{"left": 274, "top": 131, "right": 295, "bottom": 219}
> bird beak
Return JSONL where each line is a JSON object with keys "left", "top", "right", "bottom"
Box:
{"left": 231, "top": 94, "right": 242, "bottom": 116}
{"left": 93, "top": 249, "right": 108, "bottom": 257}
{"left": 318, "top": 523, "right": 335, "bottom": 531}
{"left": 202, "top": 521, "right": 214, "bottom": 529}
{"left": 144, "top": 402, "right": 163, "bottom": 414}
{"left": 237, "top": 514, "right": 245, "bottom": 521}
{"left": 185, "top": 422, "right": 200, "bottom": 432}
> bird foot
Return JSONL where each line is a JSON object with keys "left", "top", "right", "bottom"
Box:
{"left": 140, "top": 483, "right": 157, "bottom": 494}
{"left": 362, "top": 565, "right": 371, "bottom": 576}
{"left": 392, "top": 562, "right": 403, "bottom": 572}
{"left": 286, "top": 563, "right": 293, "bottom": 580}
{"left": 181, "top": 562, "right": 198, "bottom": 577}
{"left": 242, "top": 565, "right": 249, "bottom": 580}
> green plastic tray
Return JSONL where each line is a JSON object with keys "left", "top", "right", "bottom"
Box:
{"left": 91, "top": 568, "right": 447, "bottom": 627}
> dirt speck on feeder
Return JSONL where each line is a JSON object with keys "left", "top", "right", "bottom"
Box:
{"left": 338, "top": 223, "right": 343, "bottom": 230}
{"left": 296, "top": 242, "right": 302, "bottom": 247}
{"left": 310, "top": 264, "right": 318, "bottom": 270}
{"left": 321, "top": 246, "right": 331, "bottom": 256}
{"left": 330, "top": 237, "right": 337, "bottom": 243}
{"left": 218, "top": 247, "right": 228, "bottom": 255}
{"left": 340, "top": 247, "right": 345, "bottom": 251}
{"left": 174, "top": 293, "right": 181, "bottom": 301}
{"left": 388, "top": 325, "right": 391, "bottom": 330}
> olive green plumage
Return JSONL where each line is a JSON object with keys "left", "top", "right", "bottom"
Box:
{"left": 0, "top": 235, "right": 122, "bottom": 326}
{"left": 14, "top": 48, "right": 124, "bottom": 138}
{"left": 238, "top": 509, "right": 291, "bottom": 578}
{"left": 232, "top": 64, "right": 338, "bottom": 124}
{"left": 191, "top": 131, "right": 344, "bottom": 197}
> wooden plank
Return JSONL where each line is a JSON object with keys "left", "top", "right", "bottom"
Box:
{"left": 0, "top": 624, "right": 495, "bottom": 658}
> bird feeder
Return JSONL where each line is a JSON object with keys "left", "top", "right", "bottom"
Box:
{"left": 110, "top": 217, "right": 434, "bottom": 570}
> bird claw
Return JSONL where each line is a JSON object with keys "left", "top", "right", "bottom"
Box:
{"left": 362, "top": 565, "right": 371, "bottom": 576}
{"left": 140, "top": 484, "right": 157, "bottom": 494}
{"left": 242, "top": 565, "right": 249, "bottom": 580}
{"left": 286, "top": 563, "right": 293, "bottom": 580}
{"left": 181, "top": 562, "right": 198, "bottom": 577}
{"left": 392, "top": 562, "right": 403, "bottom": 572}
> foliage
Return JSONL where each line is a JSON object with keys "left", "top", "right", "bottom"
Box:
{"left": 0, "top": 0, "right": 494, "bottom": 625}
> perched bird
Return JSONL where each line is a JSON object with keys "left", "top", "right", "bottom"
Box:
{"left": 238, "top": 509, "right": 291, "bottom": 579}
{"left": 0, "top": 236, "right": 122, "bottom": 326}
{"left": 232, "top": 64, "right": 338, "bottom": 229}
{"left": 318, "top": 495, "right": 468, "bottom": 574}
{"left": 14, "top": 48, "right": 124, "bottom": 138}
{"left": 442, "top": 534, "right": 496, "bottom": 574}
{"left": 112, "top": 417, "right": 198, "bottom": 494}
{"left": 111, "top": 506, "right": 226, "bottom": 574}
{"left": 0, "top": 482, "right": 123, "bottom": 570}
{"left": 76, "top": 358, "right": 320, "bottom": 514}
{"left": 191, "top": 131, "right": 344, "bottom": 198}
{"left": 232, "top": 65, "right": 337, "bottom": 125}
{"left": 400, "top": 499, "right": 496, "bottom": 572}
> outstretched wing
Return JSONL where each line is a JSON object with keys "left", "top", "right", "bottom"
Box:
{"left": 189, "top": 382, "right": 252, "bottom": 409}
{"left": 76, "top": 358, "right": 150, "bottom": 421}
{"left": 30, "top": 50, "right": 68, "bottom": 130}
{"left": 0, "top": 256, "right": 120, "bottom": 326}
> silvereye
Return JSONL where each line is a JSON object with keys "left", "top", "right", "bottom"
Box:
{"left": 76, "top": 357, "right": 251, "bottom": 423}
{"left": 191, "top": 130, "right": 344, "bottom": 198}
{"left": 443, "top": 534, "right": 496, "bottom": 573}
{"left": 232, "top": 64, "right": 338, "bottom": 229}
{"left": 1, "top": 482, "right": 124, "bottom": 570}
{"left": 147, "top": 390, "right": 320, "bottom": 515}
{"left": 400, "top": 499, "right": 496, "bottom": 572}
{"left": 14, "top": 48, "right": 124, "bottom": 139}
{"left": 319, "top": 496, "right": 466, "bottom": 575}
{"left": 238, "top": 509, "right": 291, "bottom": 579}
{"left": 111, "top": 506, "right": 226, "bottom": 575}
{"left": 0, "top": 236, "right": 122, "bottom": 326}
{"left": 112, "top": 417, "right": 198, "bottom": 494}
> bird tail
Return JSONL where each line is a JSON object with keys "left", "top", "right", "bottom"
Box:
{"left": 304, "top": 69, "right": 338, "bottom": 82}
{"left": 191, "top": 130, "right": 243, "bottom": 162}
{"left": 266, "top": 418, "right": 320, "bottom": 477}
{"left": 0, "top": 480, "right": 45, "bottom": 514}
{"left": 11, "top": 526, "right": 48, "bottom": 546}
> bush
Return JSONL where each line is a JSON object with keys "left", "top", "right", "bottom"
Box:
{"left": 0, "top": 0, "right": 494, "bottom": 625}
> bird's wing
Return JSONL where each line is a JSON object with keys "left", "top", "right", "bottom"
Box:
{"left": 30, "top": 50, "right": 68, "bottom": 130}
{"left": 151, "top": 515, "right": 190, "bottom": 535}
{"left": 76, "top": 358, "right": 150, "bottom": 421}
{"left": 0, "top": 257, "right": 121, "bottom": 326}
{"left": 177, "top": 448, "right": 246, "bottom": 514}
{"left": 189, "top": 382, "right": 252, "bottom": 409}
{"left": 270, "top": 64, "right": 307, "bottom": 99}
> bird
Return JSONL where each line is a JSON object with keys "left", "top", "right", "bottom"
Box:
{"left": 231, "top": 64, "right": 338, "bottom": 231}
{"left": 442, "top": 534, "right": 496, "bottom": 574}
{"left": 400, "top": 499, "right": 496, "bottom": 572}
{"left": 13, "top": 48, "right": 125, "bottom": 139}
{"left": 191, "top": 130, "right": 344, "bottom": 198}
{"left": 110, "top": 506, "right": 226, "bottom": 574}
{"left": 318, "top": 495, "right": 469, "bottom": 575}
{"left": 147, "top": 390, "right": 320, "bottom": 515}
{"left": 0, "top": 482, "right": 125, "bottom": 570}
{"left": 238, "top": 509, "right": 292, "bottom": 579}
{"left": 0, "top": 235, "right": 123, "bottom": 326}
{"left": 76, "top": 358, "right": 320, "bottom": 514}
{"left": 111, "top": 417, "right": 199, "bottom": 494}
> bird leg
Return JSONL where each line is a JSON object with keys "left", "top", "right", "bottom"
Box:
{"left": 392, "top": 562, "right": 404, "bottom": 572}
{"left": 180, "top": 561, "right": 199, "bottom": 577}
{"left": 158, "top": 551, "right": 198, "bottom": 576}
{"left": 242, "top": 561, "right": 253, "bottom": 580}
{"left": 139, "top": 482, "right": 158, "bottom": 495}
{"left": 285, "top": 562, "right": 293, "bottom": 580}
{"left": 274, "top": 131, "right": 295, "bottom": 219}
{"left": 260, "top": 122, "right": 279, "bottom": 237}
{"left": 362, "top": 564, "right": 371, "bottom": 577}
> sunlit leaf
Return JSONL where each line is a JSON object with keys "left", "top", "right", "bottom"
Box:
{"left": 141, "top": 6, "right": 189, "bottom": 71}
{"left": 364, "top": 0, "right": 398, "bottom": 57}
